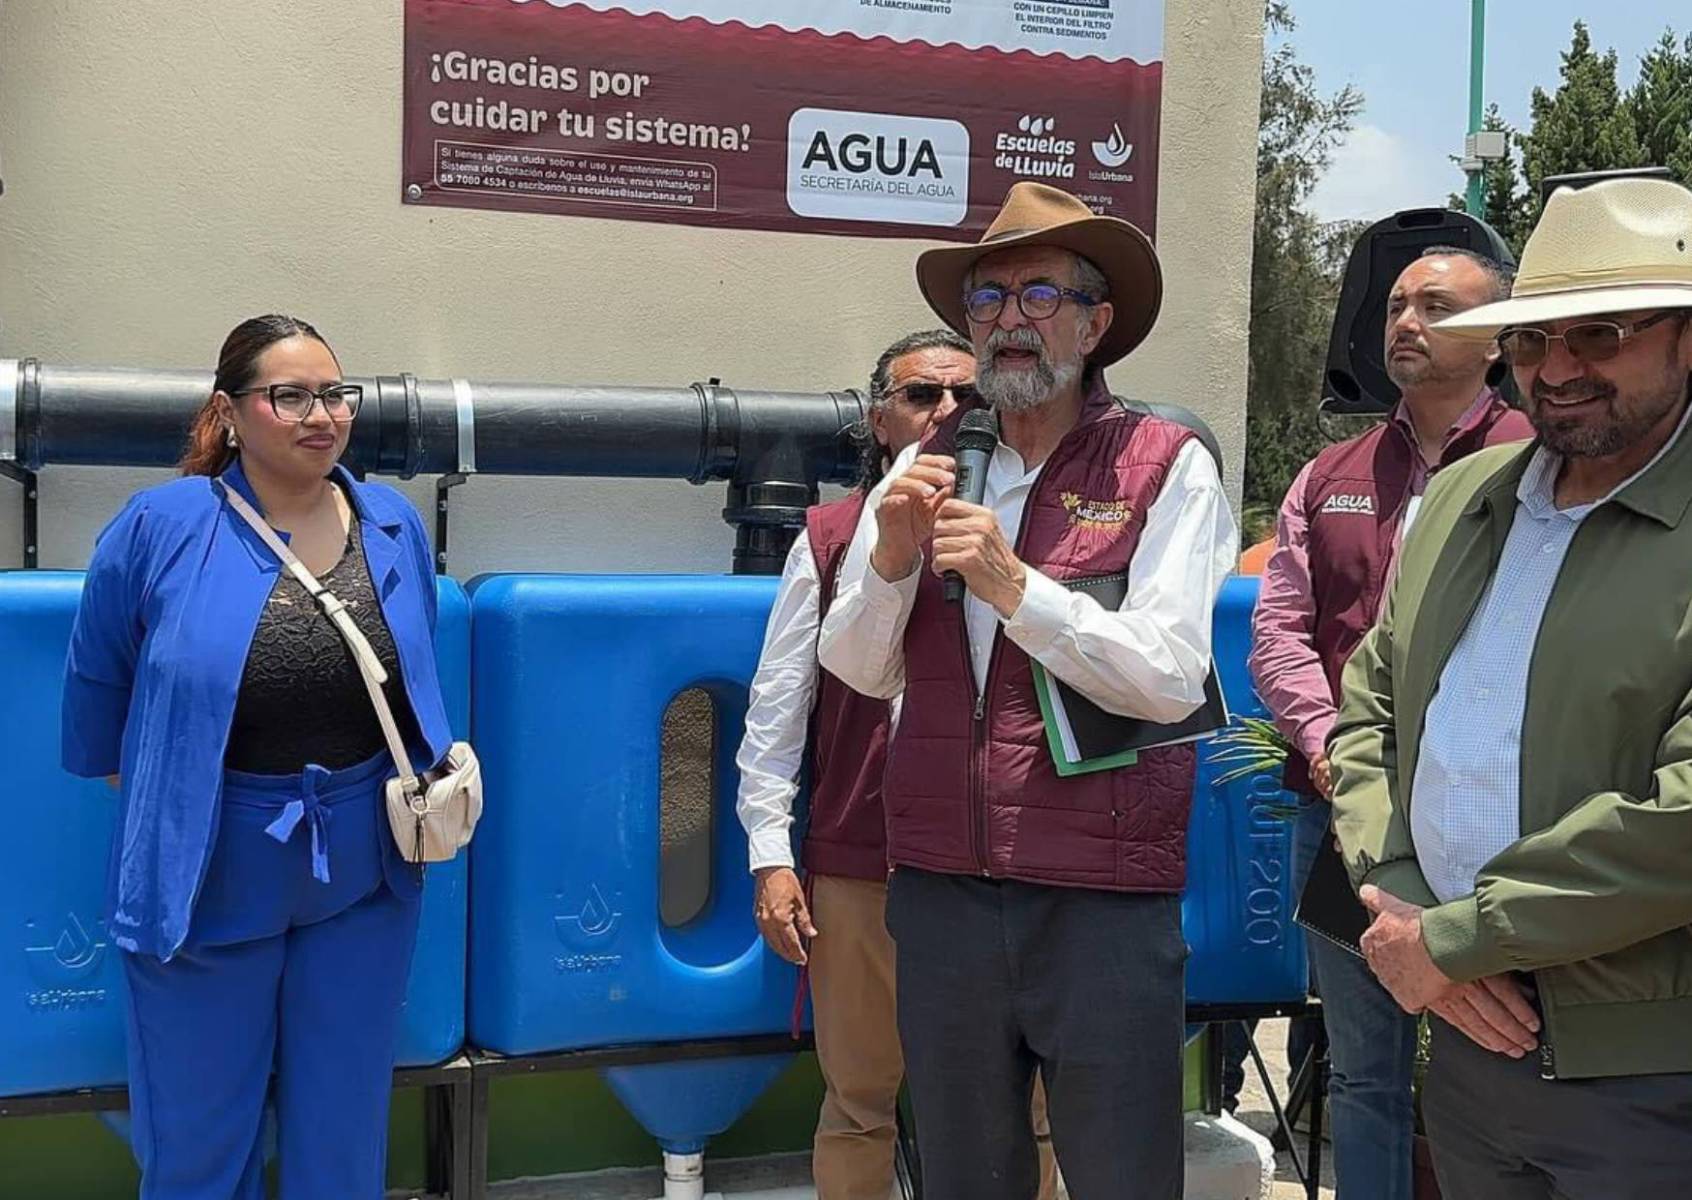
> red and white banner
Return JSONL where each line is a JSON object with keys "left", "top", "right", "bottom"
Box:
{"left": 402, "top": 0, "right": 1164, "bottom": 241}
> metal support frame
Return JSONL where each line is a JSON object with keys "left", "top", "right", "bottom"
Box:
{"left": 464, "top": 1032, "right": 815, "bottom": 1200}
{"left": 1193, "top": 1000, "right": 1327, "bottom": 1200}
{"left": 0, "top": 462, "right": 38, "bottom": 569}
{"left": 0, "top": 1056, "right": 475, "bottom": 1200}
{"left": 434, "top": 472, "right": 468, "bottom": 575}
{"left": 1, "top": 1009, "right": 1325, "bottom": 1197}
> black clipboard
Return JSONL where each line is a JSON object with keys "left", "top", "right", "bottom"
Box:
{"left": 1294, "top": 833, "right": 1368, "bottom": 957}
{"left": 1031, "top": 572, "right": 1229, "bottom": 775}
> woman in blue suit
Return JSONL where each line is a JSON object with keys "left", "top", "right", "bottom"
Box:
{"left": 62, "top": 315, "right": 455, "bottom": 1199}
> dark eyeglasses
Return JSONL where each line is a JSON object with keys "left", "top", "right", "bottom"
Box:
{"left": 1496, "top": 311, "right": 1682, "bottom": 368}
{"left": 888, "top": 381, "right": 981, "bottom": 407}
{"left": 229, "top": 382, "right": 364, "bottom": 424}
{"left": 964, "top": 283, "right": 1098, "bottom": 324}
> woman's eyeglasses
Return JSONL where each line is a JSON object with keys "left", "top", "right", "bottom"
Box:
{"left": 229, "top": 383, "right": 364, "bottom": 424}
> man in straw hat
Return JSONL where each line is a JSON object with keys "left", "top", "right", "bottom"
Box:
{"left": 818, "top": 182, "right": 1237, "bottom": 1197}
{"left": 1247, "top": 243, "right": 1531, "bottom": 1199}
{"left": 1331, "top": 173, "right": 1692, "bottom": 1198}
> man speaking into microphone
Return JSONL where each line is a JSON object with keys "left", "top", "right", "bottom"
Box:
{"left": 819, "top": 182, "right": 1236, "bottom": 1199}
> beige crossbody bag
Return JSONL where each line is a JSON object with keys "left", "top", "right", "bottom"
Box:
{"left": 221, "top": 483, "right": 483, "bottom": 863}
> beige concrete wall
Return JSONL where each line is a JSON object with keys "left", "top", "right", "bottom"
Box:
{"left": 0, "top": 0, "right": 1262, "bottom": 572}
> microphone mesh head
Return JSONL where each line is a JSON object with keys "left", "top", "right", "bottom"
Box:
{"left": 955, "top": 408, "right": 1000, "bottom": 454}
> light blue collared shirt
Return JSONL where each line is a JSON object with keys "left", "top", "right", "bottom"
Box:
{"left": 1412, "top": 410, "right": 1692, "bottom": 903}
{"left": 61, "top": 460, "right": 452, "bottom": 959}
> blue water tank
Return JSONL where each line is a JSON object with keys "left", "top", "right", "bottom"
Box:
{"left": 467, "top": 575, "right": 800, "bottom": 1055}
{"left": 1183, "top": 576, "right": 1310, "bottom": 1006}
{"left": 0, "top": 573, "right": 471, "bottom": 1096}
{"left": 396, "top": 578, "right": 472, "bottom": 1067}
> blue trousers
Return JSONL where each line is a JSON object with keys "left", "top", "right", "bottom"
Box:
{"left": 1295, "top": 800, "right": 1419, "bottom": 1200}
{"left": 120, "top": 753, "right": 422, "bottom": 1200}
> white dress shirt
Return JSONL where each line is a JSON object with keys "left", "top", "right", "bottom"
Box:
{"left": 734, "top": 508, "right": 901, "bottom": 873}
{"left": 817, "top": 437, "right": 1238, "bottom": 720}
{"left": 735, "top": 533, "right": 824, "bottom": 873}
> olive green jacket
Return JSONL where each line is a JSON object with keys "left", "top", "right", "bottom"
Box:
{"left": 1331, "top": 419, "right": 1692, "bottom": 1080}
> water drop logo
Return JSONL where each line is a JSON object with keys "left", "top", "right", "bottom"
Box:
{"left": 25, "top": 913, "right": 109, "bottom": 985}
{"left": 1092, "top": 123, "right": 1134, "bottom": 169}
{"left": 555, "top": 884, "right": 622, "bottom": 949}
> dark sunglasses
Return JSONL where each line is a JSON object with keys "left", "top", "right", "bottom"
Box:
{"left": 1496, "top": 310, "right": 1682, "bottom": 368}
{"left": 889, "top": 381, "right": 981, "bottom": 406}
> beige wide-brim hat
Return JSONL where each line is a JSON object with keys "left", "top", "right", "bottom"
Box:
{"left": 916, "top": 182, "right": 1162, "bottom": 367}
{"left": 1437, "top": 176, "right": 1692, "bottom": 339}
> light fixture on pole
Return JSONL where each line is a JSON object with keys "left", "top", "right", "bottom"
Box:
{"left": 1462, "top": 0, "right": 1493, "bottom": 215}
{"left": 1461, "top": 128, "right": 1510, "bottom": 215}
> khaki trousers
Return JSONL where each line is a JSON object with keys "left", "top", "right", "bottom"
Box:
{"left": 809, "top": 873, "right": 1058, "bottom": 1200}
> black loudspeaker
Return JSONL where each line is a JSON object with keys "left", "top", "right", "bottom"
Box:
{"left": 1320, "top": 208, "right": 1516, "bottom": 416}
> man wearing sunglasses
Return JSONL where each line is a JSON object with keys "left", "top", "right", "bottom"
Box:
{"left": 1247, "top": 244, "right": 1531, "bottom": 1198}
{"left": 739, "top": 329, "right": 1072, "bottom": 1200}
{"left": 818, "top": 183, "right": 1237, "bottom": 1198}
{"left": 1331, "top": 174, "right": 1692, "bottom": 1199}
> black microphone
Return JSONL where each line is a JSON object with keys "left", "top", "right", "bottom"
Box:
{"left": 944, "top": 408, "right": 1000, "bottom": 603}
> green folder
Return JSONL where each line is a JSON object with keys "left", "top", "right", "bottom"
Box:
{"left": 1032, "top": 661, "right": 1139, "bottom": 777}
{"left": 1029, "top": 572, "right": 1229, "bottom": 776}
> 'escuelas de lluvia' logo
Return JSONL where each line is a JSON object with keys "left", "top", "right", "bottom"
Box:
{"left": 787, "top": 108, "right": 970, "bottom": 227}
{"left": 1062, "top": 492, "right": 1132, "bottom": 530}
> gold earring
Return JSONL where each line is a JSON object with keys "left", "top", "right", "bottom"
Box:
{"left": 226, "top": 426, "right": 239, "bottom": 448}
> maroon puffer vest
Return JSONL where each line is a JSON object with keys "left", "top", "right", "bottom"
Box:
{"left": 800, "top": 492, "right": 895, "bottom": 881}
{"left": 882, "top": 376, "right": 1199, "bottom": 892}
{"left": 1284, "top": 390, "right": 1533, "bottom": 793}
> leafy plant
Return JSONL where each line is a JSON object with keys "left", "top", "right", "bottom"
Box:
{"left": 1207, "top": 718, "right": 1302, "bottom": 820}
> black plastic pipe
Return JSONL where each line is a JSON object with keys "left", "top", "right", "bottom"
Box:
{"left": 2, "top": 360, "right": 867, "bottom": 575}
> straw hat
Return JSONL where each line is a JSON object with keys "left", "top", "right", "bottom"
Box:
{"left": 1437, "top": 176, "right": 1692, "bottom": 339}
{"left": 915, "top": 182, "right": 1162, "bottom": 367}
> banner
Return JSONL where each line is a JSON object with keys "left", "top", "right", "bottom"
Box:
{"left": 402, "top": 0, "right": 1164, "bottom": 241}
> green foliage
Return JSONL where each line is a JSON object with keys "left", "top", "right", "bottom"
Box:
{"left": 1631, "top": 29, "right": 1692, "bottom": 184}
{"left": 1243, "top": 1, "right": 1365, "bottom": 519}
{"left": 1206, "top": 717, "right": 1300, "bottom": 820}
{"left": 1450, "top": 22, "right": 1689, "bottom": 256}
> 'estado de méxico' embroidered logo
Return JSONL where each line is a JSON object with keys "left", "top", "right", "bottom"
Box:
{"left": 1320, "top": 493, "right": 1375, "bottom": 516}
{"left": 1061, "top": 492, "right": 1132, "bottom": 530}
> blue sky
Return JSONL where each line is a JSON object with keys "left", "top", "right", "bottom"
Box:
{"left": 1283, "top": 1, "right": 1689, "bottom": 223}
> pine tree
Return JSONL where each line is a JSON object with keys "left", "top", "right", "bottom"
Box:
{"left": 1517, "top": 22, "right": 1646, "bottom": 227}
{"left": 1242, "top": 0, "right": 1366, "bottom": 524}
{"left": 1628, "top": 29, "right": 1692, "bottom": 183}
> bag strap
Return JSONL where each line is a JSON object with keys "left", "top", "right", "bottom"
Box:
{"left": 218, "top": 482, "right": 421, "bottom": 792}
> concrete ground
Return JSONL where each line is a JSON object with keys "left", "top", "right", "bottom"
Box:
{"left": 1232, "top": 1018, "right": 1336, "bottom": 1200}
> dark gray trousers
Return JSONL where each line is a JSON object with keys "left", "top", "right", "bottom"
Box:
{"left": 1425, "top": 1017, "right": 1692, "bottom": 1200}
{"left": 885, "top": 867, "right": 1187, "bottom": 1200}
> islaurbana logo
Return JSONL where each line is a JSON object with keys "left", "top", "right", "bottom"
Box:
{"left": 1092, "top": 123, "right": 1134, "bottom": 169}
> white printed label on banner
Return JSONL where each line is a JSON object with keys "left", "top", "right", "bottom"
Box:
{"left": 786, "top": 108, "right": 970, "bottom": 226}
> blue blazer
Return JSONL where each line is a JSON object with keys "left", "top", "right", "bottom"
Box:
{"left": 61, "top": 460, "right": 453, "bottom": 961}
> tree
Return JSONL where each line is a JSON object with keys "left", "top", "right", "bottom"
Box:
{"left": 1517, "top": 22, "right": 1647, "bottom": 231}
{"left": 1242, "top": 0, "right": 1365, "bottom": 527}
{"left": 1629, "top": 29, "right": 1692, "bottom": 183}
{"left": 1450, "top": 23, "right": 1687, "bottom": 258}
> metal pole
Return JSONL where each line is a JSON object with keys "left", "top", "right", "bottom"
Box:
{"left": 1465, "top": 0, "right": 1487, "bottom": 215}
